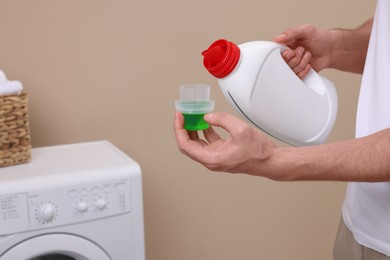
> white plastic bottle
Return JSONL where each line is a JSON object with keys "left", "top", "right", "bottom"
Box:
{"left": 202, "top": 39, "right": 338, "bottom": 146}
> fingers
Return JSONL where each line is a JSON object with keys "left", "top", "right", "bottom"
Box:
{"left": 274, "top": 32, "right": 302, "bottom": 45}
{"left": 291, "top": 49, "right": 312, "bottom": 78}
{"left": 273, "top": 31, "right": 299, "bottom": 46}
{"left": 282, "top": 47, "right": 312, "bottom": 80}
{"left": 273, "top": 24, "right": 316, "bottom": 45}
{"left": 174, "top": 112, "right": 264, "bottom": 173}
{"left": 173, "top": 112, "right": 208, "bottom": 160}
{"left": 188, "top": 130, "right": 199, "bottom": 140}
{"left": 297, "top": 63, "right": 312, "bottom": 79}
{"left": 281, "top": 49, "right": 296, "bottom": 63}
{"left": 174, "top": 112, "right": 243, "bottom": 155}
{"left": 204, "top": 112, "right": 246, "bottom": 135}
{"left": 173, "top": 112, "right": 195, "bottom": 149}
{"left": 173, "top": 112, "right": 189, "bottom": 144}
{"left": 173, "top": 112, "right": 220, "bottom": 144}
{"left": 203, "top": 123, "right": 221, "bottom": 143}
{"left": 273, "top": 33, "right": 292, "bottom": 44}
{"left": 284, "top": 47, "right": 304, "bottom": 68}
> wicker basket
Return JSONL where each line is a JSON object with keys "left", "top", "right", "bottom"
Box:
{"left": 0, "top": 92, "right": 31, "bottom": 167}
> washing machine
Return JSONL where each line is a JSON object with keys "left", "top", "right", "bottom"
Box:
{"left": 0, "top": 141, "right": 145, "bottom": 260}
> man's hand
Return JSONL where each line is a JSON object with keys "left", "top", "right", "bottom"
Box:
{"left": 273, "top": 24, "right": 334, "bottom": 79}
{"left": 174, "top": 112, "right": 282, "bottom": 179}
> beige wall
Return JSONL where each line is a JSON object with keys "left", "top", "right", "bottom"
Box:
{"left": 0, "top": 0, "right": 376, "bottom": 259}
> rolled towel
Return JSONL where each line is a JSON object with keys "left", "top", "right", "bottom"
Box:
{"left": 0, "top": 70, "right": 7, "bottom": 83}
{"left": 0, "top": 70, "right": 23, "bottom": 95}
{"left": 0, "top": 80, "right": 23, "bottom": 95}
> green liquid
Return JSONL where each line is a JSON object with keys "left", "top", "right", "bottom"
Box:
{"left": 182, "top": 113, "right": 209, "bottom": 130}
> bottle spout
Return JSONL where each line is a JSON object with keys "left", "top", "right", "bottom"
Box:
{"left": 201, "top": 39, "right": 240, "bottom": 79}
{"left": 202, "top": 45, "right": 225, "bottom": 68}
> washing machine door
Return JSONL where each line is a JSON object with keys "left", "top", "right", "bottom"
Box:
{"left": 1, "top": 234, "right": 111, "bottom": 260}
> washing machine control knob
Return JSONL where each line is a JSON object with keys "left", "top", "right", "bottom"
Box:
{"left": 95, "top": 199, "right": 107, "bottom": 210}
{"left": 38, "top": 203, "right": 56, "bottom": 222}
{"left": 77, "top": 201, "right": 88, "bottom": 212}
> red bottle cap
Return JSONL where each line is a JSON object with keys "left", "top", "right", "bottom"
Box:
{"left": 202, "top": 39, "right": 240, "bottom": 78}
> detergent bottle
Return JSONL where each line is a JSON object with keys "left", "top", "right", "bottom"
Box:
{"left": 202, "top": 39, "right": 338, "bottom": 146}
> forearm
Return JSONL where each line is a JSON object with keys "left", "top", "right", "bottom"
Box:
{"left": 266, "top": 127, "right": 390, "bottom": 182}
{"left": 328, "top": 19, "right": 373, "bottom": 74}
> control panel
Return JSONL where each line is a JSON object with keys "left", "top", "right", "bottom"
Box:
{"left": 0, "top": 177, "right": 132, "bottom": 236}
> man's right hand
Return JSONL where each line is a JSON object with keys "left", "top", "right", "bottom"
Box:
{"left": 273, "top": 24, "right": 334, "bottom": 79}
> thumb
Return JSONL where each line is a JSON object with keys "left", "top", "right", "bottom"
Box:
{"left": 204, "top": 112, "right": 246, "bottom": 134}
{"left": 274, "top": 25, "right": 315, "bottom": 45}
{"left": 273, "top": 33, "right": 290, "bottom": 44}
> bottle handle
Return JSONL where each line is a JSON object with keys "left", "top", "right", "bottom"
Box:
{"left": 302, "top": 68, "right": 326, "bottom": 95}
{"left": 278, "top": 44, "right": 326, "bottom": 95}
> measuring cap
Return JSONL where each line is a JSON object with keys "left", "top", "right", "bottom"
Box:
{"left": 175, "top": 84, "right": 215, "bottom": 130}
{"left": 175, "top": 84, "right": 215, "bottom": 114}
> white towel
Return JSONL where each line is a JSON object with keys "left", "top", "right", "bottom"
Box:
{"left": 0, "top": 70, "right": 7, "bottom": 83}
{"left": 0, "top": 81, "right": 23, "bottom": 95}
{"left": 0, "top": 70, "right": 23, "bottom": 95}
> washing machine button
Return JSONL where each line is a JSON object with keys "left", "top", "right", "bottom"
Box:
{"left": 77, "top": 201, "right": 88, "bottom": 212}
{"left": 95, "top": 199, "right": 107, "bottom": 210}
{"left": 37, "top": 203, "right": 56, "bottom": 222}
